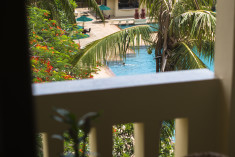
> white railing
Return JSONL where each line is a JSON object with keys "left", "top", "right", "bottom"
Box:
{"left": 33, "top": 69, "right": 223, "bottom": 157}
{"left": 110, "top": 17, "right": 155, "bottom": 25}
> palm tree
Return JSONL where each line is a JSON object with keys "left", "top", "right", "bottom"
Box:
{"left": 26, "top": 0, "right": 105, "bottom": 25}
{"left": 72, "top": 0, "right": 216, "bottom": 73}
{"left": 141, "top": 0, "right": 216, "bottom": 72}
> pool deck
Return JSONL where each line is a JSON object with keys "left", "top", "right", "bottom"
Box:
{"left": 92, "top": 66, "right": 115, "bottom": 79}
{"left": 74, "top": 8, "right": 121, "bottom": 48}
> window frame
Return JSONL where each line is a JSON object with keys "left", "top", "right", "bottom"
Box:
{"left": 118, "top": 0, "right": 139, "bottom": 10}
{"left": 33, "top": 0, "right": 235, "bottom": 157}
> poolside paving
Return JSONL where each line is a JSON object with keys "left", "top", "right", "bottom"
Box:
{"left": 74, "top": 8, "right": 121, "bottom": 48}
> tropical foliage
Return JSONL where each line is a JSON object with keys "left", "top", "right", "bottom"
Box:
{"left": 140, "top": 0, "right": 216, "bottom": 72}
{"left": 52, "top": 108, "right": 99, "bottom": 157}
{"left": 26, "top": 0, "right": 105, "bottom": 26}
{"left": 73, "top": 0, "right": 216, "bottom": 72}
{"left": 26, "top": 0, "right": 77, "bottom": 25}
{"left": 71, "top": 25, "right": 153, "bottom": 66}
{"left": 113, "top": 124, "right": 134, "bottom": 157}
{"left": 28, "top": 7, "right": 97, "bottom": 83}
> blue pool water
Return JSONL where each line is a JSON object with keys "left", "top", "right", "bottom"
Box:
{"left": 107, "top": 47, "right": 214, "bottom": 76}
{"left": 118, "top": 23, "right": 159, "bottom": 32}
{"left": 107, "top": 47, "right": 156, "bottom": 76}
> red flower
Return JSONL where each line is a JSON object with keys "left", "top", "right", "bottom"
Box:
{"left": 63, "top": 75, "right": 72, "bottom": 79}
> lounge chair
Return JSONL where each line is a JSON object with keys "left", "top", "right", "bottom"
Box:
{"left": 82, "top": 28, "right": 91, "bottom": 34}
{"left": 104, "top": 15, "right": 111, "bottom": 20}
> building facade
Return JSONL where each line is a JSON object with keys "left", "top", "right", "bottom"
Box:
{"left": 100, "top": 0, "right": 143, "bottom": 17}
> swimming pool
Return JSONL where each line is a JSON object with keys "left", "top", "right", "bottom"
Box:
{"left": 109, "top": 23, "right": 214, "bottom": 76}
{"left": 107, "top": 47, "right": 156, "bottom": 76}
{"left": 107, "top": 46, "right": 214, "bottom": 76}
{"left": 118, "top": 23, "right": 159, "bottom": 32}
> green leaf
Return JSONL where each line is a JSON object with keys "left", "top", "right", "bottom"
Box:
{"left": 71, "top": 25, "right": 153, "bottom": 67}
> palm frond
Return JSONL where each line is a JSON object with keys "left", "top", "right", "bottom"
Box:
{"left": 87, "top": 0, "right": 105, "bottom": 22}
{"left": 139, "top": 0, "right": 167, "bottom": 20}
{"left": 171, "top": 42, "right": 207, "bottom": 70}
{"left": 26, "top": 0, "right": 76, "bottom": 25}
{"left": 59, "top": 0, "right": 76, "bottom": 24}
{"left": 71, "top": 25, "right": 153, "bottom": 66}
{"left": 172, "top": 10, "right": 216, "bottom": 42}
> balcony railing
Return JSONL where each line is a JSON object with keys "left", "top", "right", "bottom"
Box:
{"left": 33, "top": 69, "right": 223, "bottom": 157}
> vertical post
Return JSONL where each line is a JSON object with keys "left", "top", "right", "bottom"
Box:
{"left": 42, "top": 133, "right": 49, "bottom": 157}
{"left": 89, "top": 127, "right": 98, "bottom": 157}
{"left": 134, "top": 123, "right": 145, "bottom": 157}
{"left": 214, "top": 0, "right": 235, "bottom": 155}
{"left": 89, "top": 124, "right": 113, "bottom": 157}
{"left": 134, "top": 122, "right": 160, "bottom": 157}
{"left": 47, "top": 133, "right": 64, "bottom": 157}
{"left": 175, "top": 118, "right": 188, "bottom": 157}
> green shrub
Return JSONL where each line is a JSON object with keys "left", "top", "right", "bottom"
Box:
{"left": 28, "top": 7, "right": 97, "bottom": 83}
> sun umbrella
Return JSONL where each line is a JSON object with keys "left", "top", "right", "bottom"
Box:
{"left": 96, "top": 5, "right": 111, "bottom": 19}
{"left": 99, "top": 5, "right": 111, "bottom": 11}
{"left": 76, "top": 16, "right": 93, "bottom": 27}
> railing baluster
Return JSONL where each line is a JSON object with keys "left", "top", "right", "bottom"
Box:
{"left": 89, "top": 124, "right": 113, "bottom": 157}
{"left": 175, "top": 118, "right": 188, "bottom": 157}
{"left": 47, "top": 133, "right": 64, "bottom": 157}
{"left": 134, "top": 122, "right": 160, "bottom": 157}
{"left": 42, "top": 133, "right": 49, "bottom": 157}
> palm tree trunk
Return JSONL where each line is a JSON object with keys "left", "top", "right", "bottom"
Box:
{"left": 155, "top": 0, "right": 163, "bottom": 73}
{"left": 161, "top": 13, "right": 170, "bottom": 72}
{"left": 193, "top": 0, "right": 200, "bottom": 10}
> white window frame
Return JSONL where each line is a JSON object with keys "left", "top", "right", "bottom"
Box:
{"left": 33, "top": 0, "right": 235, "bottom": 157}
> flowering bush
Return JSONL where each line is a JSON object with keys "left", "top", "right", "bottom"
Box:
{"left": 113, "top": 124, "right": 134, "bottom": 157}
{"left": 28, "top": 7, "right": 96, "bottom": 83}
